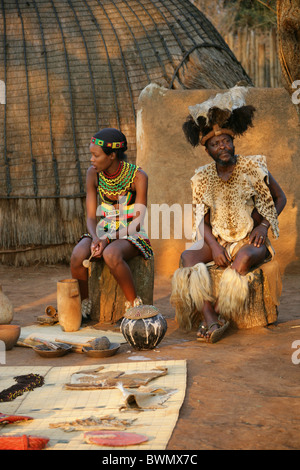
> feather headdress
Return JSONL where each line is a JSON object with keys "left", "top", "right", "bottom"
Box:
{"left": 183, "top": 85, "right": 256, "bottom": 146}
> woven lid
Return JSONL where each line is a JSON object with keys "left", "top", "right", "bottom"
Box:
{"left": 124, "top": 305, "right": 160, "bottom": 320}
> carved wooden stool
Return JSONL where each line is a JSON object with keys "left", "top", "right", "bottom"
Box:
{"left": 208, "top": 259, "right": 282, "bottom": 329}
{"left": 88, "top": 256, "right": 154, "bottom": 324}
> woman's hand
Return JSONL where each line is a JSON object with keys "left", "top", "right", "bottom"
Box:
{"left": 249, "top": 223, "right": 268, "bottom": 248}
{"left": 211, "top": 243, "right": 231, "bottom": 267}
{"left": 91, "top": 237, "right": 109, "bottom": 258}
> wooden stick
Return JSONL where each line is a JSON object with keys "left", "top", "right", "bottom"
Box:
{"left": 54, "top": 338, "right": 92, "bottom": 353}
{"left": 31, "top": 337, "right": 61, "bottom": 350}
{"left": 54, "top": 338, "right": 92, "bottom": 348}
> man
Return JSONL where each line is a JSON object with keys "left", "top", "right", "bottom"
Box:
{"left": 171, "top": 86, "right": 286, "bottom": 343}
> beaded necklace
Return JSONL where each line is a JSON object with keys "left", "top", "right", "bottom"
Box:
{"left": 98, "top": 160, "right": 139, "bottom": 197}
{"left": 0, "top": 374, "right": 44, "bottom": 402}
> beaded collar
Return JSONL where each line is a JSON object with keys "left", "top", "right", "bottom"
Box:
{"left": 98, "top": 160, "right": 139, "bottom": 197}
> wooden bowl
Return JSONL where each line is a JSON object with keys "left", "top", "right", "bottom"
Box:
{"left": 0, "top": 325, "right": 21, "bottom": 350}
{"left": 33, "top": 342, "right": 72, "bottom": 358}
{"left": 82, "top": 343, "right": 120, "bottom": 358}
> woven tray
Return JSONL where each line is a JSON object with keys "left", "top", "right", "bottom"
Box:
{"left": 124, "top": 305, "right": 160, "bottom": 320}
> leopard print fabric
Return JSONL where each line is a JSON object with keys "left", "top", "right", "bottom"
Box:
{"left": 191, "top": 155, "right": 279, "bottom": 243}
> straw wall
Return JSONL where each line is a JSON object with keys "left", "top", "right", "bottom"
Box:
{"left": 0, "top": 0, "right": 251, "bottom": 265}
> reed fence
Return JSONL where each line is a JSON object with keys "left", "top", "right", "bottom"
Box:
{"left": 225, "top": 28, "right": 282, "bottom": 87}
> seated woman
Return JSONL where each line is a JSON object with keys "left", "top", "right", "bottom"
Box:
{"left": 71, "top": 128, "right": 153, "bottom": 318}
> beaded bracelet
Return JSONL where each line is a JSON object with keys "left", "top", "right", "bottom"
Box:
{"left": 106, "top": 236, "right": 112, "bottom": 245}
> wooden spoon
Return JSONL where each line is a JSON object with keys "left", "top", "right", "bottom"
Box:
{"left": 82, "top": 249, "right": 96, "bottom": 269}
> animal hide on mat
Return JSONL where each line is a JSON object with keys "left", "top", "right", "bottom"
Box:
{"left": 49, "top": 415, "right": 136, "bottom": 432}
{"left": 116, "top": 383, "right": 177, "bottom": 411}
{"left": 65, "top": 366, "right": 168, "bottom": 390}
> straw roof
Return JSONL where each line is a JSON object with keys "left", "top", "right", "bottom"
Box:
{"left": 0, "top": 0, "right": 252, "bottom": 264}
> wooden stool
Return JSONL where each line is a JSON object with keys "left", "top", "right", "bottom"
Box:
{"left": 88, "top": 256, "right": 154, "bottom": 324}
{"left": 208, "top": 259, "right": 282, "bottom": 329}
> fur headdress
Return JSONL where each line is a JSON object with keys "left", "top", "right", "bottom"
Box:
{"left": 182, "top": 85, "right": 256, "bottom": 146}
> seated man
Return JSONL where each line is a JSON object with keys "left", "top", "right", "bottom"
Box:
{"left": 171, "top": 86, "right": 286, "bottom": 343}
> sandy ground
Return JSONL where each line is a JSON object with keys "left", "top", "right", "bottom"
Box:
{"left": 0, "top": 263, "right": 300, "bottom": 451}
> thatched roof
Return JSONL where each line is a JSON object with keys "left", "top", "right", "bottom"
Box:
{"left": 0, "top": 0, "right": 251, "bottom": 264}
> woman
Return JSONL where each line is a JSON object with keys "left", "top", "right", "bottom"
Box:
{"left": 71, "top": 128, "right": 153, "bottom": 317}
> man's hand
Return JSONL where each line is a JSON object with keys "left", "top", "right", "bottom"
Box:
{"left": 249, "top": 224, "right": 268, "bottom": 248}
{"left": 211, "top": 243, "right": 231, "bottom": 267}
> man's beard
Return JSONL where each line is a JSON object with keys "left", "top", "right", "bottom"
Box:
{"left": 215, "top": 151, "right": 236, "bottom": 167}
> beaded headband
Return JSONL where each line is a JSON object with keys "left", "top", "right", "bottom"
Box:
{"left": 90, "top": 137, "right": 126, "bottom": 149}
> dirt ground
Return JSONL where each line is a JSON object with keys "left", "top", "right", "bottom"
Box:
{"left": 0, "top": 263, "right": 300, "bottom": 451}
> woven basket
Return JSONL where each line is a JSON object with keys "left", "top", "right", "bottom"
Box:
{"left": 124, "top": 305, "right": 160, "bottom": 320}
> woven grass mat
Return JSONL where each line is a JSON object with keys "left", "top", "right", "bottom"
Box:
{"left": 0, "top": 360, "right": 186, "bottom": 450}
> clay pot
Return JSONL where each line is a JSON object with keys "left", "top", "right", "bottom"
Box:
{"left": 0, "top": 286, "right": 14, "bottom": 325}
{"left": 121, "top": 305, "right": 167, "bottom": 350}
{"left": 0, "top": 325, "right": 21, "bottom": 350}
{"left": 57, "top": 279, "right": 82, "bottom": 332}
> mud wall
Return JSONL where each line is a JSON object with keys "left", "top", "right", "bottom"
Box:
{"left": 136, "top": 84, "right": 300, "bottom": 276}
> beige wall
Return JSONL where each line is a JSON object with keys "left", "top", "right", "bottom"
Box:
{"left": 136, "top": 84, "right": 300, "bottom": 277}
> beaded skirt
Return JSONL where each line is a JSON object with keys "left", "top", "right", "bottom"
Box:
{"left": 80, "top": 191, "right": 153, "bottom": 260}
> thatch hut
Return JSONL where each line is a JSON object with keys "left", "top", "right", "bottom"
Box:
{"left": 0, "top": 0, "right": 252, "bottom": 265}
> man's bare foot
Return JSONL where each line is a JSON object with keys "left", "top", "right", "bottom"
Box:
{"left": 203, "top": 319, "right": 229, "bottom": 343}
{"left": 197, "top": 321, "right": 207, "bottom": 340}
